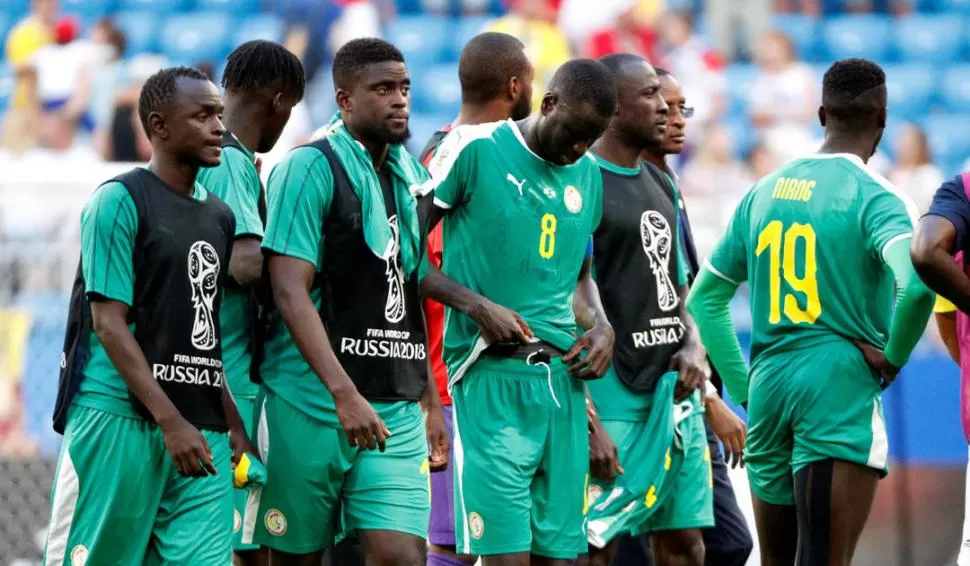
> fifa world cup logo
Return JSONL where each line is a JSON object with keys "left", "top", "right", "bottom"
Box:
{"left": 384, "top": 215, "right": 406, "bottom": 323}
{"left": 640, "top": 211, "right": 679, "bottom": 312}
{"left": 188, "top": 241, "right": 220, "bottom": 350}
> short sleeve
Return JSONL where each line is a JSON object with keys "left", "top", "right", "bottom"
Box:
{"left": 199, "top": 147, "right": 264, "bottom": 239}
{"left": 423, "top": 130, "right": 481, "bottom": 210}
{"left": 81, "top": 182, "right": 138, "bottom": 305}
{"left": 861, "top": 180, "right": 918, "bottom": 261}
{"left": 706, "top": 193, "right": 751, "bottom": 285}
{"left": 935, "top": 295, "right": 957, "bottom": 314}
{"left": 927, "top": 175, "right": 970, "bottom": 253}
{"left": 262, "top": 147, "right": 334, "bottom": 269}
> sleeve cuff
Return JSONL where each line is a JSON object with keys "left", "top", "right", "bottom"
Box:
{"left": 433, "top": 196, "right": 453, "bottom": 210}
{"left": 880, "top": 232, "right": 912, "bottom": 261}
{"left": 703, "top": 259, "right": 740, "bottom": 286}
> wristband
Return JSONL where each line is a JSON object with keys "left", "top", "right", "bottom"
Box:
{"left": 703, "top": 380, "right": 717, "bottom": 400}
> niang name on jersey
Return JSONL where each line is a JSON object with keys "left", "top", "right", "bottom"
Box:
{"left": 632, "top": 316, "right": 686, "bottom": 348}
{"left": 340, "top": 327, "right": 427, "bottom": 360}
{"left": 152, "top": 354, "right": 225, "bottom": 387}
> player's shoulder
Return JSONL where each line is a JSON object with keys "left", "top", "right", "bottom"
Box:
{"left": 437, "top": 120, "right": 507, "bottom": 154}
{"left": 82, "top": 180, "right": 138, "bottom": 230}
{"left": 833, "top": 154, "right": 919, "bottom": 220}
{"left": 273, "top": 145, "right": 333, "bottom": 179}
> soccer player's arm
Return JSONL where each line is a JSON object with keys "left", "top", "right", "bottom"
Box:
{"left": 219, "top": 148, "right": 265, "bottom": 286}
{"left": 685, "top": 198, "right": 751, "bottom": 405}
{"left": 866, "top": 191, "right": 935, "bottom": 368}
{"left": 82, "top": 182, "right": 184, "bottom": 427}
{"left": 912, "top": 176, "right": 970, "bottom": 314}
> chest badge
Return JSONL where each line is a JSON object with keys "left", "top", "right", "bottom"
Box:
{"left": 564, "top": 185, "right": 583, "bottom": 213}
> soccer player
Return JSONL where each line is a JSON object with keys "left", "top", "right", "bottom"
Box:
{"left": 580, "top": 54, "right": 711, "bottom": 566}
{"left": 687, "top": 58, "right": 935, "bottom": 565}
{"left": 250, "top": 38, "right": 444, "bottom": 566}
{"left": 420, "top": 58, "right": 617, "bottom": 565}
{"left": 617, "top": 66, "right": 753, "bottom": 566}
{"left": 417, "top": 31, "right": 534, "bottom": 566}
{"left": 46, "top": 66, "right": 251, "bottom": 565}
{"left": 194, "top": 40, "right": 305, "bottom": 565}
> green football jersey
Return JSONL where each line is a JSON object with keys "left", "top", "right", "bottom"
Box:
{"left": 196, "top": 140, "right": 264, "bottom": 400}
{"left": 424, "top": 119, "right": 603, "bottom": 382}
{"left": 707, "top": 153, "right": 919, "bottom": 365}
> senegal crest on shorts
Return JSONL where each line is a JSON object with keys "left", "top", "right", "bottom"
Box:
{"left": 265, "top": 509, "right": 287, "bottom": 536}
{"left": 70, "top": 545, "right": 88, "bottom": 566}
{"left": 468, "top": 512, "right": 484, "bottom": 539}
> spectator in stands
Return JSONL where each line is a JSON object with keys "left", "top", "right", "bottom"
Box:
{"left": 680, "top": 122, "right": 750, "bottom": 232}
{"left": 750, "top": 31, "right": 816, "bottom": 162}
{"left": 557, "top": 0, "right": 637, "bottom": 52}
{"left": 747, "top": 141, "right": 779, "bottom": 181}
{"left": 488, "top": 0, "right": 571, "bottom": 111}
{"left": 891, "top": 123, "right": 943, "bottom": 213}
{"left": 95, "top": 54, "right": 164, "bottom": 163}
{"left": 2, "top": 0, "right": 57, "bottom": 153}
{"left": 584, "top": 0, "right": 663, "bottom": 63}
{"left": 87, "top": 19, "right": 126, "bottom": 139}
{"left": 658, "top": 11, "right": 725, "bottom": 128}
{"left": 774, "top": 0, "right": 819, "bottom": 14}
{"left": 703, "top": 0, "right": 770, "bottom": 60}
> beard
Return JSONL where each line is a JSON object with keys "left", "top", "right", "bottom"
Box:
{"left": 510, "top": 94, "right": 532, "bottom": 121}
{"left": 357, "top": 120, "right": 411, "bottom": 146}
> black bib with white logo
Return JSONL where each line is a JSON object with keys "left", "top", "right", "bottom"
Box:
{"left": 53, "top": 168, "right": 234, "bottom": 433}
{"left": 594, "top": 162, "right": 684, "bottom": 394}
{"left": 304, "top": 139, "right": 428, "bottom": 401}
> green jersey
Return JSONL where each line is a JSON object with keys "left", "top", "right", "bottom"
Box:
{"left": 706, "top": 153, "right": 919, "bottom": 366}
{"left": 73, "top": 180, "right": 211, "bottom": 417}
{"left": 424, "top": 119, "right": 603, "bottom": 382}
{"left": 196, "top": 139, "right": 264, "bottom": 399}
{"left": 260, "top": 146, "right": 408, "bottom": 426}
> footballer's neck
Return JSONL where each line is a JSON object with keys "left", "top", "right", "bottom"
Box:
{"left": 591, "top": 132, "right": 641, "bottom": 169}
{"left": 455, "top": 101, "right": 512, "bottom": 127}
{"left": 641, "top": 148, "right": 669, "bottom": 173}
{"left": 818, "top": 132, "right": 878, "bottom": 164}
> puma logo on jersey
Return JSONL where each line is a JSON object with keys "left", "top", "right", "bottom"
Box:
{"left": 506, "top": 173, "right": 526, "bottom": 196}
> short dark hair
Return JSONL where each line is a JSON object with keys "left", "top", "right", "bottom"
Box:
{"left": 548, "top": 59, "right": 617, "bottom": 118}
{"left": 138, "top": 66, "right": 211, "bottom": 137}
{"left": 822, "top": 58, "right": 886, "bottom": 127}
{"left": 222, "top": 40, "right": 306, "bottom": 101}
{"left": 458, "top": 32, "right": 527, "bottom": 105}
{"left": 655, "top": 67, "right": 672, "bottom": 78}
{"left": 332, "top": 37, "right": 405, "bottom": 90}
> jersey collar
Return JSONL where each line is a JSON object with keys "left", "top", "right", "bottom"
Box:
{"left": 802, "top": 152, "right": 866, "bottom": 168}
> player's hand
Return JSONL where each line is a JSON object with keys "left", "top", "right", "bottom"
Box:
{"left": 670, "top": 342, "right": 710, "bottom": 401}
{"left": 334, "top": 390, "right": 392, "bottom": 451}
{"left": 228, "top": 424, "right": 259, "bottom": 469}
{"left": 160, "top": 415, "right": 217, "bottom": 477}
{"left": 564, "top": 323, "right": 615, "bottom": 379}
{"left": 704, "top": 394, "right": 746, "bottom": 468}
{"left": 851, "top": 339, "right": 900, "bottom": 389}
{"left": 469, "top": 298, "right": 533, "bottom": 344}
{"left": 588, "top": 403, "right": 623, "bottom": 481}
{"left": 425, "top": 405, "right": 450, "bottom": 472}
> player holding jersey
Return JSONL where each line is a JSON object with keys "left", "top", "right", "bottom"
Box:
{"left": 686, "top": 58, "right": 935, "bottom": 566}
{"left": 420, "top": 59, "right": 617, "bottom": 564}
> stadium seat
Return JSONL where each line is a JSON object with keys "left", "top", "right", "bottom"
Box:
{"left": 723, "top": 63, "right": 758, "bottom": 115}
{"left": 0, "top": 0, "right": 28, "bottom": 17}
{"left": 939, "top": 0, "right": 970, "bottom": 13}
{"left": 161, "top": 12, "right": 231, "bottom": 64}
{"left": 396, "top": 0, "right": 423, "bottom": 14}
{"left": 821, "top": 15, "right": 893, "bottom": 61}
{"left": 113, "top": 11, "right": 159, "bottom": 55}
{"left": 60, "top": 0, "right": 114, "bottom": 19}
{"left": 453, "top": 15, "right": 492, "bottom": 58}
{"left": 118, "top": 0, "right": 190, "bottom": 13}
{"left": 0, "top": 12, "right": 10, "bottom": 48}
{"left": 385, "top": 15, "right": 450, "bottom": 66}
{"left": 412, "top": 63, "right": 461, "bottom": 115}
{"left": 771, "top": 14, "right": 817, "bottom": 59}
{"left": 923, "top": 113, "right": 970, "bottom": 163}
{"left": 941, "top": 64, "right": 970, "bottom": 111}
{"left": 233, "top": 13, "right": 286, "bottom": 46}
{"left": 0, "top": 64, "right": 13, "bottom": 113}
{"left": 894, "top": 15, "right": 963, "bottom": 64}
{"left": 883, "top": 65, "right": 936, "bottom": 121}
{"left": 194, "top": 0, "right": 259, "bottom": 13}
{"left": 721, "top": 117, "right": 755, "bottom": 160}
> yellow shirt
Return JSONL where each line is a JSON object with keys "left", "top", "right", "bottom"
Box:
{"left": 5, "top": 17, "right": 52, "bottom": 109}
{"left": 486, "top": 16, "right": 572, "bottom": 111}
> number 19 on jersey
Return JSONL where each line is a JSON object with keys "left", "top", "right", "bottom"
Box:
{"left": 756, "top": 220, "right": 822, "bottom": 325}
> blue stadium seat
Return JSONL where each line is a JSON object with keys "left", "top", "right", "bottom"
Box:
{"left": 771, "top": 14, "right": 817, "bottom": 60}
{"left": 939, "top": 0, "right": 970, "bottom": 13}
{"left": 233, "top": 13, "right": 286, "bottom": 46}
{"left": 114, "top": 11, "right": 159, "bottom": 54}
{"left": 453, "top": 15, "right": 491, "bottom": 58}
{"left": 894, "top": 15, "right": 963, "bottom": 63}
{"left": 413, "top": 63, "right": 461, "bottom": 115}
{"left": 161, "top": 12, "right": 231, "bottom": 64}
{"left": 0, "top": 64, "right": 13, "bottom": 113}
{"left": 60, "top": 0, "right": 114, "bottom": 19}
{"left": 407, "top": 112, "right": 452, "bottom": 157}
{"left": 884, "top": 65, "right": 935, "bottom": 121}
{"left": 0, "top": 0, "right": 29, "bottom": 17}
{"left": 723, "top": 63, "right": 758, "bottom": 115}
{"left": 821, "top": 15, "right": 893, "bottom": 61}
{"left": 118, "top": 0, "right": 190, "bottom": 12}
{"left": 385, "top": 15, "right": 450, "bottom": 66}
{"left": 194, "top": 0, "right": 259, "bottom": 14}
{"left": 721, "top": 117, "right": 754, "bottom": 160}
{"left": 0, "top": 12, "right": 10, "bottom": 48}
{"left": 396, "top": 0, "right": 423, "bottom": 14}
{"left": 923, "top": 114, "right": 970, "bottom": 163}
{"left": 941, "top": 64, "right": 970, "bottom": 111}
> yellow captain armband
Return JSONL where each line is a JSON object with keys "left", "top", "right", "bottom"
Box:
{"left": 935, "top": 295, "right": 957, "bottom": 314}
{"left": 233, "top": 453, "right": 267, "bottom": 489}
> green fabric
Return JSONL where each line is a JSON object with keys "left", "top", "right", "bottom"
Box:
{"left": 586, "top": 364, "right": 654, "bottom": 421}
{"left": 657, "top": 169, "right": 690, "bottom": 287}
{"left": 231, "top": 396, "right": 260, "bottom": 551}
{"left": 881, "top": 237, "right": 935, "bottom": 367}
{"left": 686, "top": 267, "right": 749, "bottom": 404}
{"left": 320, "top": 114, "right": 428, "bottom": 276}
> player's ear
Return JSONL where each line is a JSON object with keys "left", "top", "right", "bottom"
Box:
{"left": 540, "top": 92, "right": 557, "bottom": 115}
{"left": 817, "top": 106, "right": 826, "bottom": 128}
{"left": 148, "top": 111, "right": 168, "bottom": 140}
{"left": 335, "top": 87, "right": 352, "bottom": 112}
{"left": 271, "top": 91, "right": 283, "bottom": 114}
{"left": 507, "top": 76, "right": 520, "bottom": 101}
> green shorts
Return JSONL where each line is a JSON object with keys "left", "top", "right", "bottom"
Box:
{"left": 249, "top": 391, "right": 430, "bottom": 554}
{"left": 232, "top": 395, "right": 259, "bottom": 552}
{"left": 745, "top": 342, "right": 889, "bottom": 506}
{"left": 587, "top": 373, "right": 714, "bottom": 547}
{"left": 43, "top": 405, "right": 233, "bottom": 566}
{"left": 451, "top": 356, "right": 588, "bottom": 559}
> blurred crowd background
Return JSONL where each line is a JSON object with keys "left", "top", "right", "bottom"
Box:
{"left": 0, "top": 0, "right": 969, "bottom": 564}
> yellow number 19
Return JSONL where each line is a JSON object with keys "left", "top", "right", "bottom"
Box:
{"left": 539, "top": 213, "right": 557, "bottom": 259}
{"left": 755, "top": 220, "right": 821, "bottom": 325}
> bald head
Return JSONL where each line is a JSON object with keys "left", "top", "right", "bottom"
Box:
{"left": 459, "top": 32, "right": 531, "bottom": 105}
